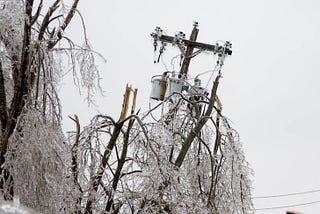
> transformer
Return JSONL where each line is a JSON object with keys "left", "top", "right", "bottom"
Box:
{"left": 150, "top": 72, "right": 185, "bottom": 101}
{"left": 150, "top": 73, "right": 167, "bottom": 101}
{"left": 164, "top": 73, "right": 185, "bottom": 98}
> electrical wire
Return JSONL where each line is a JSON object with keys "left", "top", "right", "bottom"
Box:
{"left": 160, "top": 54, "right": 169, "bottom": 71}
{"left": 255, "top": 200, "right": 320, "bottom": 211}
{"left": 253, "top": 189, "right": 320, "bottom": 199}
{"left": 205, "top": 64, "right": 220, "bottom": 89}
{"left": 170, "top": 54, "right": 181, "bottom": 71}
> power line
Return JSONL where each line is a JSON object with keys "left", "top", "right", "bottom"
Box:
{"left": 253, "top": 189, "right": 320, "bottom": 199}
{"left": 255, "top": 200, "right": 320, "bottom": 211}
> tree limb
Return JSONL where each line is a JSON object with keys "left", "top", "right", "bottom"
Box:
{"left": 48, "top": 0, "right": 80, "bottom": 49}
{"left": 174, "top": 73, "right": 221, "bottom": 168}
{"left": 69, "top": 115, "right": 81, "bottom": 183}
{"left": 106, "top": 118, "right": 135, "bottom": 212}
{"left": 84, "top": 121, "right": 124, "bottom": 213}
{"left": 31, "top": 0, "right": 43, "bottom": 26}
{"left": 0, "top": 60, "right": 8, "bottom": 133}
{"left": 38, "top": 0, "right": 60, "bottom": 41}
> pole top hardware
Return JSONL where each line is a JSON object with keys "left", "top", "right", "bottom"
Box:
{"left": 151, "top": 27, "right": 232, "bottom": 56}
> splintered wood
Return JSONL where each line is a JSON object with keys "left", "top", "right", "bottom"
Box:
{"left": 119, "top": 84, "right": 138, "bottom": 122}
{"left": 215, "top": 95, "right": 223, "bottom": 111}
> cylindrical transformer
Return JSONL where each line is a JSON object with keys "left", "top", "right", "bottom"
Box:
{"left": 150, "top": 74, "right": 167, "bottom": 101}
{"left": 165, "top": 74, "right": 184, "bottom": 98}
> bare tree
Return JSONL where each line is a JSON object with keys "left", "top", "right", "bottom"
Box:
{"left": 0, "top": 0, "right": 100, "bottom": 212}
{"left": 0, "top": 2, "right": 253, "bottom": 212}
{"left": 70, "top": 76, "right": 253, "bottom": 213}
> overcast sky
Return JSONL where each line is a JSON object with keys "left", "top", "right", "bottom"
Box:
{"left": 60, "top": 0, "right": 320, "bottom": 213}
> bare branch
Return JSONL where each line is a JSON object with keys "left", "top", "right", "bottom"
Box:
{"left": 38, "top": 0, "right": 60, "bottom": 41}
{"left": 0, "top": 60, "right": 8, "bottom": 132}
{"left": 48, "top": 0, "right": 80, "bottom": 49}
{"left": 174, "top": 73, "right": 221, "bottom": 168}
{"left": 31, "top": 0, "right": 43, "bottom": 26}
{"left": 84, "top": 121, "right": 123, "bottom": 213}
{"left": 106, "top": 118, "right": 135, "bottom": 212}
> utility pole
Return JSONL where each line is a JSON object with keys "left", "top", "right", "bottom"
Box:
{"left": 151, "top": 23, "right": 232, "bottom": 76}
{"left": 179, "top": 23, "right": 199, "bottom": 76}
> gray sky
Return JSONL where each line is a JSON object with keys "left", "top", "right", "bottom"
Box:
{"left": 61, "top": 0, "right": 320, "bottom": 213}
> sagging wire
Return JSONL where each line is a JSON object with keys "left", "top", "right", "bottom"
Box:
{"left": 201, "top": 43, "right": 229, "bottom": 90}
{"left": 160, "top": 53, "right": 169, "bottom": 72}
{"left": 170, "top": 53, "right": 182, "bottom": 71}
{"left": 255, "top": 200, "right": 320, "bottom": 211}
{"left": 194, "top": 69, "right": 218, "bottom": 80}
{"left": 253, "top": 188, "right": 320, "bottom": 199}
{"left": 205, "top": 63, "right": 221, "bottom": 89}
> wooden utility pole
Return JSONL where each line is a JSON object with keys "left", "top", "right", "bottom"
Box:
{"left": 179, "top": 24, "right": 199, "bottom": 76}
{"left": 151, "top": 23, "right": 232, "bottom": 76}
{"left": 151, "top": 24, "right": 233, "bottom": 167}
